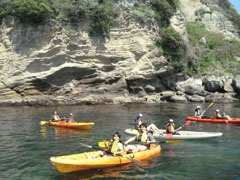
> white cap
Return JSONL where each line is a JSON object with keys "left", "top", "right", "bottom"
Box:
{"left": 137, "top": 113, "right": 143, "bottom": 118}
{"left": 216, "top": 109, "right": 219, "bottom": 112}
{"left": 196, "top": 106, "right": 201, "bottom": 109}
{"left": 169, "top": 119, "right": 174, "bottom": 123}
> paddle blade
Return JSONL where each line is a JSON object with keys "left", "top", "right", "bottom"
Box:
{"left": 98, "top": 141, "right": 110, "bottom": 148}
{"left": 40, "top": 121, "right": 47, "bottom": 125}
{"left": 208, "top": 102, "right": 214, "bottom": 108}
{"left": 80, "top": 143, "right": 102, "bottom": 150}
{"left": 79, "top": 143, "right": 92, "bottom": 149}
{"left": 184, "top": 120, "right": 191, "bottom": 126}
{"left": 126, "top": 156, "right": 141, "bottom": 164}
{"left": 166, "top": 140, "right": 183, "bottom": 144}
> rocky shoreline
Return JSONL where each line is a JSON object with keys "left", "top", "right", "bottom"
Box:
{"left": 0, "top": 75, "right": 239, "bottom": 106}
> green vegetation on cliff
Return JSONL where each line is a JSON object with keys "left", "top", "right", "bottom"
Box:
{"left": 157, "top": 27, "right": 186, "bottom": 72}
{"left": 0, "top": 0, "right": 118, "bottom": 36}
{"left": 150, "top": 0, "right": 179, "bottom": 27}
{"left": 0, "top": 0, "right": 53, "bottom": 23}
{"left": 186, "top": 22, "right": 240, "bottom": 76}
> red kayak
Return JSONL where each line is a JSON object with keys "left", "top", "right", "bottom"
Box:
{"left": 186, "top": 116, "right": 240, "bottom": 124}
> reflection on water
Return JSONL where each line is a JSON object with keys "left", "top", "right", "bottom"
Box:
{"left": 40, "top": 126, "right": 92, "bottom": 138}
{"left": 0, "top": 103, "right": 240, "bottom": 180}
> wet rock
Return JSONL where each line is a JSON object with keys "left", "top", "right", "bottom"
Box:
{"left": 232, "top": 75, "right": 240, "bottom": 95}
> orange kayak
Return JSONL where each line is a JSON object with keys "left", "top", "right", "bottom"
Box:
{"left": 186, "top": 116, "right": 240, "bottom": 124}
{"left": 45, "top": 121, "right": 94, "bottom": 129}
{"left": 50, "top": 145, "right": 161, "bottom": 173}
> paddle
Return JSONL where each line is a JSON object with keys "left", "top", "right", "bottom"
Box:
{"left": 200, "top": 102, "right": 214, "bottom": 117}
{"left": 79, "top": 142, "right": 141, "bottom": 164}
{"left": 165, "top": 140, "right": 183, "bottom": 144}
{"left": 40, "top": 119, "right": 66, "bottom": 125}
{"left": 184, "top": 120, "right": 191, "bottom": 126}
{"left": 80, "top": 142, "right": 103, "bottom": 151}
{"left": 40, "top": 121, "right": 48, "bottom": 125}
{"left": 98, "top": 139, "right": 183, "bottom": 147}
{"left": 164, "top": 126, "right": 182, "bottom": 139}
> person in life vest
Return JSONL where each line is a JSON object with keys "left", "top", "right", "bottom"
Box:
{"left": 67, "top": 113, "right": 75, "bottom": 123}
{"left": 134, "top": 113, "right": 143, "bottom": 130}
{"left": 223, "top": 112, "right": 231, "bottom": 120}
{"left": 87, "top": 132, "right": 124, "bottom": 159}
{"left": 134, "top": 113, "right": 161, "bottom": 134}
{"left": 194, "top": 106, "right": 203, "bottom": 118}
{"left": 50, "top": 111, "right": 61, "bottom": 122}
{"left": 125, "top": 123, "right": 156, "bottom": 153}
{"left": 166, "top": 119, "right": 176, "bottom": 134}
{"left": 214, "top": 109, "right": 222, "bottom": 119}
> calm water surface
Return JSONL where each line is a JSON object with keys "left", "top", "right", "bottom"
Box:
{"left": 0, "top": 103, "right": 240, "bottom": 180}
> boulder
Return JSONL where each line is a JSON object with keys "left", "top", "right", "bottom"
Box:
{"left": 223, "top": 79, "right": 234, "bottom": 93}
{"left": 186, "top": 94, "right": 205, "bottom": 102}
{"left": 232, "top": 75, "right": 240, "bottom": 95}
{"left": 203, "top": 76, "right": 224, "bottom": 92}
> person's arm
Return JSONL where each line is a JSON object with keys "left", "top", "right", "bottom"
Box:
{"left": 194, "top": 110, "right": 198, "bottom": 117}
{"left": 166, "top": 125, "right": 172, "bottom": 133}
{"left": 174, "top": 126, "right": 182, "bottom": 132}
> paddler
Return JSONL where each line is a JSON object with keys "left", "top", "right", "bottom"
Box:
{"left": 86, "top": 132, "right": 124, "bottom": 159}
{"left": 194, "top": 106, "right": 202, "bottom": 118}
{"left": 166, "top": 119, "right": 177, "bottom": 134}
{"left": 49, "top": 110, "right": 62, "bottom": 122}
{"left": 134, "top": 113, "right": 161, "bottom": 134}
{"left": 134, "top": 113, "right": 143, "bottom": 130}
{"left": 214, "top": 109, "right": 222, "bottom": 119}
{"left": 124, "top": 123, "right": 156, "bottom": 153}
{"left": 67, "top": 113, "right": 75, "bottom": 123}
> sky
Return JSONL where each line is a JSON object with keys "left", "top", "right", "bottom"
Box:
{"left": 229, "top": 0, "right": 240, "bottom": 14}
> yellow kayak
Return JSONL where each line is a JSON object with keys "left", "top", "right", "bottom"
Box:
{"left": 50, "top": 144, "right": 161, "bottom": 173}
{"left": 41, "top": 121, "right": 94, "bottom": 130}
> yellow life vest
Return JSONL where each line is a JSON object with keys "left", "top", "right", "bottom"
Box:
{"left": 138, "top": 120, "right": 142, "bottom": 128}
{"left": 166, "top": 123, "right": 175, "bottom": 133}
{"left": 214, "top": 112, "right": 221, "bottom": 118}
{"left": 196, "top": 110, "right": 201, "bottom": 116}
{"left": 109, "top": 140, "right": 120, "bottom": 154}
{"left": 136, "top": 131, "right": 148, "bottom": 143}
{"left": 53, "top": 115, "right": 60, "bottom": 120}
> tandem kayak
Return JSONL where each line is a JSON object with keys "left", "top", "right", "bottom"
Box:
{"left": 124, "top": 128, "right": 223, "bottom": 140}
{"left": 186, "top": 116, "right": 240, "bottom": 124}
{"left": 50, "top": 145, "right": 161, "bottom": 173}
{"left": 41, "top": 121, "right": 94, "bottom": 130}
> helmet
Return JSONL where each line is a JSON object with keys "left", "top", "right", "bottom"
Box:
{"left": 196, "top": 106, "right": 201, "bottom": 109}
{"left": 216, "top": 109, "right": 219, "bottom": 112}
{"left": 137, "top": 113, "right": 143, "bottom": 118}
{"left": 169, "top": 119, "right": 174, "bottom": 123}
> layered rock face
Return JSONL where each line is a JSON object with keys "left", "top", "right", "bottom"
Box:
{"left": 0, "top": 1, "right": 239, "bottom": 106}
{"left": 0, "top": 15, "right": 169, "bottom": 105}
